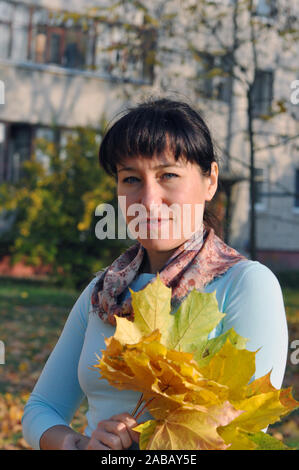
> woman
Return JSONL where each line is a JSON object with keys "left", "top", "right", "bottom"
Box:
{"left": 22, "top": 98, "right": 288, "bottom": 450}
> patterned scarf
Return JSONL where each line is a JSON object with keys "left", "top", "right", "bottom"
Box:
{"left": 91, "top": 226, "right": 247, "bottom": 326}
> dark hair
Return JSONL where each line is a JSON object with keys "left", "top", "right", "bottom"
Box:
{"left": 98, "top": 97, "right": 222, "bottom": 237}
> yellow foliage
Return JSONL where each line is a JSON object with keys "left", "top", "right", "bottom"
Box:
{"left": 0, "top": 393, "right": 32, "bottom": 449}
{"left": 93, "top": 277, "right": 299, "bottom": 450}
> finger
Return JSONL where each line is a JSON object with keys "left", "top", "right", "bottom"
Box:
{"left": 110, "top": 414, "right": 140, "bottom": 443}
{"left": 110, "top": 412, "right": 137, "bottom": 423}
{"left": 93, "top": 428, "right": 124, "bottom": 450}
{"left": 110, "top": 413, "right": 139, "bottom": 434}
{"left": 102, "top": 420, "right": 132, "bottom": 449}
{"left": 86, "top": 436, "right": 110, "bottom": 450}
{"left": 130, "top": 427, "right": 140, "bottom": 444}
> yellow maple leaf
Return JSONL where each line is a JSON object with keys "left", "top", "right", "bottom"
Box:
{"left": 96, "top": 327, "right": 232, "bottom": 409}
{"left": 93, "top": 276, "right": 299, "bottom": 450}
{"left": 199, "top": 339, "right": 257, "bottom": 401}
{"left": 135, "top": 402, "right": 243, "bottom": 450}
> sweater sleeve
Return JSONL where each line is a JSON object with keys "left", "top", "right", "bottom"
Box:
{"left": 21, "top": 277, "right": 97, "bottom": 450}
{"left": 221, "top": 262, "right": 288, "bottom": 390}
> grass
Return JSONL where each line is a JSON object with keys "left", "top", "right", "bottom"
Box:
{"left": 0, "top": 278, "right": 88, "bottom": 449}
{"left": 0, "top": 277, "right": 298, "bottom": 449}
{"left": 0, "top": 278, "right": 80, "bottom": 393}
{"left": 282, "top": 288, "right": 299, "bottom": 322}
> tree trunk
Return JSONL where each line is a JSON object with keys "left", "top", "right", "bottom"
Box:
{"left": 223, "top": 0, "right": 239, "bottom": 246}
{"left": 247, "top": 85, "right": 257, "bottom": 261}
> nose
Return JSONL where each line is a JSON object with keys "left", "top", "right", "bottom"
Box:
{"left": 140, "top": 178, "right": 163, "bottom": 214}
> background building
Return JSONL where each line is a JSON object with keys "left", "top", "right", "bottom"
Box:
{"left": 0, "top": 0, "right": 298, "bottom": 273}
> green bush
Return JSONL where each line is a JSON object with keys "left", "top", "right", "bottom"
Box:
{"left": 0, "top": 125, "right": 129, "bottom": 290}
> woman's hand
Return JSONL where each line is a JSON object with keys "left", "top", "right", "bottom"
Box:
{"left": 61, "top": 432, "right": 90, "bottom": 450}
{"left": 85, "top": 413, "right": 139, "bottom": 450}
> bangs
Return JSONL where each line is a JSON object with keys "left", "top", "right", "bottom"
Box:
{"left": 99, "top": 99, "right": 215, "bottom": 177}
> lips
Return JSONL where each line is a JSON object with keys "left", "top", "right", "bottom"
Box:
{"left": 147, "top": 218, "right": 168, "bottom": 222}
{"left": 139, "top": 218, "right": 172, "bottom": 225}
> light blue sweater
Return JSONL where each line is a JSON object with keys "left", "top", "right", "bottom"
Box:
{"left": 22, "top": 260, "right": 289, "bottom": 450}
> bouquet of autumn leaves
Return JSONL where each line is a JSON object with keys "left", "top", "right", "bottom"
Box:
{"left": 93, "top": 275, "right": 299, "bottom": 450}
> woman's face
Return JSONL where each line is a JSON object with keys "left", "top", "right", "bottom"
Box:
{"left": 116, "top": 151, "right": 218, "bottom": 254}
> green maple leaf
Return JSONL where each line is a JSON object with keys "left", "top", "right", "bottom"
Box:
{"left": 165, "top": 286, "right": 225, "bottom": 353}
{"left": 95, "top": 274, "right": 299, "bottom": 450}
{"left": 114, "top": 273, "right": 172, "bottom": 345}
{"left": 238, "top": 429, "right": 295, "bottom": 450}
{"left": 114, "top": 274, "right": 225, "bottom": 356}
{"left": 193, "top": 328, "right": 249, "bottom": 367}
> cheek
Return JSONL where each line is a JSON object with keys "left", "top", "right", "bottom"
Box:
{"left": 174, "top": 184, "right": 206, "bottom": 206}
{"left": 173, "top": 184, "right": 206, "bottom": 224}
{"left": 118, "top": 194, "right": 138, "bottom": 222}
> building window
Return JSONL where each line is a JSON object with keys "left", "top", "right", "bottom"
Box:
{"left": 48, "top": 28, "right": 63, "bottom": 65}
{"left": 197, "top": 52, "right": 214, "bottom": 99}
{"left": 94, "top": 22, "right": 154, "bottom": 82}
{"left": 0, "top": 2, "right": 30, "bottom": 61}
{"left": 255, "top": 0, "right": 277, "bottom": 18}
{"left": 196, "top": 52, "right": 232, "bottom": 103}
{"left": 31, "top": 9, "right": 48, "bottom": 63}
{"left": 30, "top": 10, "right": 89, "bottom": 69}
{"left": 141, "top": 27, "right": 157, "bottom": 84}
{"left": 59, "top": 129, "right": 79, "bottom": 161}
{"left": 254, "top": 166, "right": 267, "bottom": 211}
{"left": 0, "top": 1, "right": 13, "bottom": 59}
{"left": 0, "top": 22, "right": 11, "bottom": 59}
{"left": 294, "top": 169, "right": 299, "bottom": 209}
{"left": 34, "top": 127, "right": 57, "bottom": 173}
{"left": 251, "top": 69, "right": 274, "bottom": 117}
{"left": 6, "top": 124, "right": 32, "bottom": 183}
{"left": 10, "top": 3, "right": 30, "bottom": 61}
{"left": 63, "top": 29, "right": 87, "bottom": 69}
{"left": 0, "top": 1, "right": 154, "bottom": 82}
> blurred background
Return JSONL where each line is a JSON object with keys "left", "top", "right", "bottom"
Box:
{"left": 0, "top": 0, "right": 298, "bottom": 449}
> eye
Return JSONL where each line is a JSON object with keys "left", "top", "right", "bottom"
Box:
{"left": 122, "top": 176, "right": 140, "bottom": 184}
{"left": 161, "top": 173, "right": 179, "bottom": 180}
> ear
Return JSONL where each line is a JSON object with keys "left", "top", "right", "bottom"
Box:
{"left": 205, "top": 162, "right": 218, "bottom": 202}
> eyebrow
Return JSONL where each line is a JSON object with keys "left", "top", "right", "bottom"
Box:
{"left": 117, "top": 163, "right": 182, "bottom": 173}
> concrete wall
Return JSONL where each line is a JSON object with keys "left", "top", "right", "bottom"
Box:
{"left": 0, "top": 61, "right": 151, "bottom": 128}
{"left": 0, "top": 0, "right": 298, "bottom": 262}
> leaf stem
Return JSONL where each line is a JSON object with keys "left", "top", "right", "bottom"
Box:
{"left": 135, "top": 397, "right": 155, "bottom": 420}
{"left": 132, "top": 393, "right": 144, "bottom": 417}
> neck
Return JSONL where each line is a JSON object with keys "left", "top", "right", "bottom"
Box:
{"left": 139, "top": 227, "right": 208, "bottom": 274}
{"left": 140, "top": 247, "right": 177, "bottom": 274}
